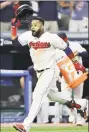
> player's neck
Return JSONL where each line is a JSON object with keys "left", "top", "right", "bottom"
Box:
{"left": 37, "top": 30, "right": 44, "bottom": 38}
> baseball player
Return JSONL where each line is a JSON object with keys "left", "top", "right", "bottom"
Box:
{"left": 57, "top": 32, "right": 89, "bottom": 125}
{"left": 11, "top": 5, "right": 88, "bottom": 132}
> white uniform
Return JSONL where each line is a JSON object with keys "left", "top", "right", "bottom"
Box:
{"left": 59, "top": 41, "right": 87, "bottom": 125}
{"left": 68, "top": 41, "right": 86, "bottom": 64}
{"left": 61, "top": 41, "right": 86, "bottom": 99}
{"left": 18, "top": 32, "right": 87, "bottom": 131}
{"left": 37, "top": 96, "right": 49, "bottom": 123}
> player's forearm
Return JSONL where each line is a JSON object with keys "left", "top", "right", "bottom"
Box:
{"left": 11, "top": 18, "right": 21, "bottom": 40}
{"left": 11, "top": 18, "right": 21, "bottom": 46}
{"left": 11, "top": 25, "right": 17, "bottom": 40}
{"left": 12, "top": 37, "right": 22, "bottom": 46}
{"left": 63, "top": 46, "right": 75, "bottom": 59}
{"left": 11, "top": 26, "right": 19, "bottom": 46}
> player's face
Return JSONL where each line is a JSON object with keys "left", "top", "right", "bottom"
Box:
{"left": 31, "top": 20, "right": 44, "bottom": 37}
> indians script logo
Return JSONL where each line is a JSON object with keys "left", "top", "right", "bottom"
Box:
{"left": 29, "top": 41, "right": 50, "bottom": 50}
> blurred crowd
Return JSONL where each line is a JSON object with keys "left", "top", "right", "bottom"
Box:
{"left": 0, "top": 0, "right": 88, "bottom": 33}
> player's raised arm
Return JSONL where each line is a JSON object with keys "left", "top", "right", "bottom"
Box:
{"left": 11, "top": 4, "right": 34, "bottom": 46}
{"left": 11, "top": 18, "right": 32, "bottom": 46}
{"left": 11, "top": 19, "right": 30, "bottom": 47}
{"left": 11, "top": 18, "right": 22, "bottom": 46}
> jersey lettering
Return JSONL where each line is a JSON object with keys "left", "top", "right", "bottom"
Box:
{"left": 29, "top": 41, "right": 50, "bottom": 50}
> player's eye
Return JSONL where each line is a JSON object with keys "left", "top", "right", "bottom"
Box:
{"left": 32, "top": 24, "right": 37, "bottom": 28}
{"left": 34, "top": 24, "right": 37, "bottom": 27}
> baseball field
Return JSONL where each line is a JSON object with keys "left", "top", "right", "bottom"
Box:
{"left": 1, "top": 123, "right": 88, "bottom": 132}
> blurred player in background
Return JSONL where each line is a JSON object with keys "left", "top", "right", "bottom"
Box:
{"left": 57, "top": 32, "right": 88, "bottom": 125}
{"left": 11, "top": 7, "right": 88, "bottom": 131}
{"left": 69, "top": 1, "right": 88, "bottom": 32}
{"left": 38, "top": 1, "right": 59, "bottom": 33}
{"left": 0, "top": 1, "right": 15, "bottom": 32}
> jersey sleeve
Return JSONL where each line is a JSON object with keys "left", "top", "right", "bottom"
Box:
{"left": 76, "top": 43, "right": 86, "bottom": 53}
{"left": 51, "top": 34, "right": 67, "bottom": 50}
{"left": 18, "top": 31, "right": 31, "bottom": 46}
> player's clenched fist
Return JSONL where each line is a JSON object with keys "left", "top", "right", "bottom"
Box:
{"left": 11, "top": 18, "right": 21, "bottom": 27}
{"left": 73, "top": 60, "right": 86, "bottom": 73}
{"left": 11, "top": 18, "right": 21, "bottom": 39}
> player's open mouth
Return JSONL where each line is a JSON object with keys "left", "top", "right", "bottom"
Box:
{"left": 32, "top": 30, "right": 36, "bottom": 33}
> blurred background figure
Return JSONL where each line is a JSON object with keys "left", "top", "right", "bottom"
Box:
{"left": 31, "top": 1, "right": 38, "bottom": 16}
{"left": 57, "top": 1, "right": 74, "bottom": 30}
{"left": 69, "top": 0, "right": 88, "bottom": 32}
{"left": 38, "top": 1, "right": 59, "bottom": 33}
{"left": 0, "top": 1, "right": 15, "bottom": 32}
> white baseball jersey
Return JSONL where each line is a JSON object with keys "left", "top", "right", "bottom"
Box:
{"left": 18, "top": 31, "right": 67, "bottom": 70}
{"left": 68, "top": 41, "right": 86, "bottom": 64}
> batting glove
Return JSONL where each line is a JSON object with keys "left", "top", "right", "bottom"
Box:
{"left": 11, "top": 18, "right": 21, "bottom": 27}
{"left": 73, "top": 60, "right": 86, "bottom": 73}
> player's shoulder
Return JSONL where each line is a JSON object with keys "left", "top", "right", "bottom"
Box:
{"left": 19, "top": 31, "right": 32, "bottom": 38}
{"left": 18, "top": 30, "right": 33, "bottom": 42}
{"left": 42, "top": 32, "right": 60, "bottom": 42}
{"left": 43, "top": 32, "right": 51, "bottom": 37}
{"left": 69, "top": 41, "right": 81, "bottom": 46}
{"left": 23, "top": 30, "right": 32, "bottom": 36}
{"left": 43, "top": 32, "right": 58, "bottom": 37}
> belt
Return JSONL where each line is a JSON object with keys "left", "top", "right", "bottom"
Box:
{"left": 36, "top": 68, "right": 50, "bottom": 73}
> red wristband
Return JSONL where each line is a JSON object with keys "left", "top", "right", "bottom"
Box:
{"left": 11, "top": 26, "right": 17, "bottom": 38}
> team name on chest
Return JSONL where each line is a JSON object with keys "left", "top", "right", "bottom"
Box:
{"left": 29, "top": 41, "right": 50, "bottom": 50}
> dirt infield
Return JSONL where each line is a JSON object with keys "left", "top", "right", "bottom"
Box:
{"left": 1, "top": 123, "right": 88, "bottom": 127}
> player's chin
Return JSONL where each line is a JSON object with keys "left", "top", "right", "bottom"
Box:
{"left": 32, "top": 31, "right": 36, "bottom": 36}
